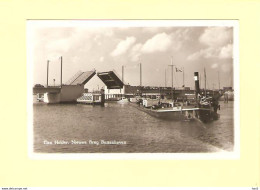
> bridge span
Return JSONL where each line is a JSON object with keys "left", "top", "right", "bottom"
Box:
{"left": 33, "top": 70, "right": 125, "bottom": 103}
{"left": 33, "top": 87, "right": 61, "bottom": 94}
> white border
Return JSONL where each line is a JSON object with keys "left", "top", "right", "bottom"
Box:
{"left": 5, "top": 187, "right": 254, "bottom": 190}
{"left": 27, "top": 20, "right": 239, "bottom": 160}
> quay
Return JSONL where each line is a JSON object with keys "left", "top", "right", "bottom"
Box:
{"left": 33, "top": 57, "right": 233, "bottom": 104}
{"left": 33, "top": 69, "right": 232, "bottom": 103}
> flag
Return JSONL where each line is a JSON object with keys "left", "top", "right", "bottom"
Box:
{"left": 175, "top": 67, "right": 183, "bottom": 72}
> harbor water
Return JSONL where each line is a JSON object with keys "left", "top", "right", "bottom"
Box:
{"left": 33, "top": 98, "right": 234, "bottom": 153}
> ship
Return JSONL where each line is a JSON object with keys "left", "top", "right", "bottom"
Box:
{"left": 130, "top": 72, "right": 220, "bottom": 123}
{"left": 117, "top": 97, "right": 129, "bottom": 103}
{"left": 77, "top": 89, "right": 105, "bottom": 105}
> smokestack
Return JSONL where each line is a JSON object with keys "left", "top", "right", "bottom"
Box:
{"left": 194, "top": 72, "right": 200, "bottom": 100}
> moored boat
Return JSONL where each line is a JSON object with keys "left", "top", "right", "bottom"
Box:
{"left": 117, "top": 97, "right": 129, "bottom": 103}
{"left": 130, "top": 72, "right": 220, "bottom": 123}
{"left": 77, "top": 91, "right": 105, "bottom": 105}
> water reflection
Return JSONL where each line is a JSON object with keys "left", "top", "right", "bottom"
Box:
{"left": 33, "top": 100, "right": 234, "bottom": 153}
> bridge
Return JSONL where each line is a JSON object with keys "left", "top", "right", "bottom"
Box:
{"left": 33, "top": 87, "right": 61, "bottom": 94}
{"left": 97, "top": 71, "right": 124, "bottom": 89}
{"left": 33, "top": 70, "right": 124, "bottom": 96}
{"left": 33, "top": 70, "right": 96, "bottom": 94}
{"left": 65, "top": 70, "right": 96, "bottom": 85}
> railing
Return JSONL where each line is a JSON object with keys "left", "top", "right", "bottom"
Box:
{"left": 71, "top": 72, "right": 91, "bottom": 85}
{"left": 65, "top": 71, "right": 83, "bottom": 85}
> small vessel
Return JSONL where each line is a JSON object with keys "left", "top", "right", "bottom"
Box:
{"left": 129, "top": 97, "right": 138, "bottom": 103}
{"left": 117, "top": 97, "right": 129, "bottom": 103}
{"left": 77, "top": 92, "right": 105, "bottom": 105}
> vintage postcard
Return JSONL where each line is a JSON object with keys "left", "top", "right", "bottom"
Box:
{"left": 27, "top": 20, "right": 239, "bottom": 159}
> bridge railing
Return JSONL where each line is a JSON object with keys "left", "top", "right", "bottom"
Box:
{"left": 65, "top": 71, "right": 83, "bottom": 85}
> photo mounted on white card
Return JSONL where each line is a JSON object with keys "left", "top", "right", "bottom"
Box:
{"left": 27, "top": 20, "right": 239, "bottom": 159}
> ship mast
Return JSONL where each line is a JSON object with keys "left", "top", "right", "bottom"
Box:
{"left": 47, "top": 60, "right": 49, "bottom": 87}
{"left": 182, "top": 66, "right": 185, "bottom": 87}
{"left": 139, "top": 59, "right": 142, "bottom": 96}
{"left": 168, "top": 56, "right": 175, "bottom": 101}
{"left": 204, "top": 67, "right": 206, "bottom": 96}
{"left": 165, "top": 68, "right": 167, "bottom": 87}
{"left": 199, "top": 73, "right": 201, "bottom": 89}
{"left": 139, "top": 60, "right": 142, "bottom": 86}
{"left": 218, "top": 70, "right": 220, "bottom": 90}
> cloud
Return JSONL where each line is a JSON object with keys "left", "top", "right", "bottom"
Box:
{"left": 187, "top": 27, "right": 233, "bottom": 61}
{"left": 45, "top": 38, "right": 70, "bottom": 53}
{"left": 187, "top": 47, "right": 219, "bottom": 61}
{"left": 110, "top": 32, "right": 179, "bottom": 60}
{"left": 199, "top": 27, "right": 232, "bottom": 47}
{"left": 211, "top": 63, "right": 218, "bottom": 69}
{"left": 187, "top": 44, "right": 233, "bottom": 61}
{"left": 219, "top": 44, "right": 233, "bottom": 59}
{"left": 99, "top": 56, "right": 104, "bottom": 62}
{"left": 129, "top": 30, "right": 188, "bottom": 61}
{"left": 141, "top": 33, "right": 172, "bottom": 53}
{"left": 130, "top": 43, "right": 142, "bottom": 61}
{"left": 41, "top": 27, "right": 116, "bottom": 62}
{"left": 111, "top": 36, "right": 136, "bottom": 57}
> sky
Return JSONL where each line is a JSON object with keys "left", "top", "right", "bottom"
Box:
{"left": 30, "top": 22, "right": 234, "bottom": 91}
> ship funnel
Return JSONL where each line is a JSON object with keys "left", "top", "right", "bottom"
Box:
{"left": 194, "top": 72, "right": 200, "bottom": 100}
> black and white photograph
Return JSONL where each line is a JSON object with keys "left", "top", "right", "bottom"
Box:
{"left": 28, "top": 20, "right": 239, "bottom": 157}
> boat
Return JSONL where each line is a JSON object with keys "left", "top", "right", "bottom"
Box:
{"left": 129, "top": 97, "right": 138, "bottom": 103}
{"left": 77, "top": 92, "right": 105, "bottom": 105}
{"left": 117, "top": 97, "right": 129, "bottom": 103}
{"left": 131, "top": 98, "right": 218, "bottom": 122}
{"left": 130, "top": 72, "right": 220, "bottom": 123}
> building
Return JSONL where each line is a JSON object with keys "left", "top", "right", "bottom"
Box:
{"left": 104, "top": 84, "right": 192, "bottom": 101}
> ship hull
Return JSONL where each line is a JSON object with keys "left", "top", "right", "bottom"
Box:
{"left": 130, "top": 103, "right": 218, "bottom": 122}
{"left": 130, "top": 103, "right": 195, "bottom": 121}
